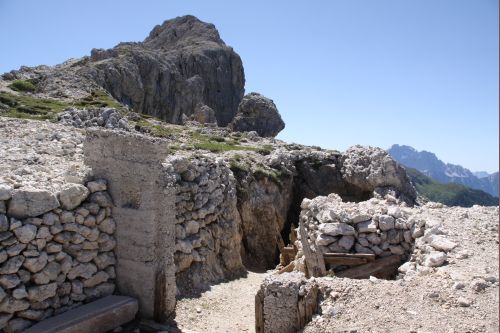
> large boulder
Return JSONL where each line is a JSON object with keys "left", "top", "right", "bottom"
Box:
{"left": 229, "top": 92, "right": 285, "bottom": 137}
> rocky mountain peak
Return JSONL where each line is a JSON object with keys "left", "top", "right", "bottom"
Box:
{"left": 144, "top": 15, "right": 224, "bottom": 49}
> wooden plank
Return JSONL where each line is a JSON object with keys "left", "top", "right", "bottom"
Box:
{"left": 255, "top": 289, "right": 264, "bottom": 333}
{"left": 323, "top": 257, "right": 368, "bottom": 266}
{"left": 298, "top": 222, "right": 318, "bottom": 278}
{"left": 323, "top": 253, "right": 376, "bottom": 261}
{"left": 336, "top": 255, "right": 402, "bottom": 279}
{"left": 311, "top": 241, "right": 327, "bottom": 276}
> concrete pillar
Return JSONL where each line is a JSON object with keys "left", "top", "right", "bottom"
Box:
{"left": 83, "top": 130, "right": 176, "bottom": 321}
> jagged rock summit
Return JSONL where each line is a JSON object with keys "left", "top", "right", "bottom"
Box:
{"left": 83, "top": 15, "right": 245, "bottom": 126}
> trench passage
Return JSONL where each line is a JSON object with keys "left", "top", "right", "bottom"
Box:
{"left": 174, "top": 271, "right": 269, "bottom": 333}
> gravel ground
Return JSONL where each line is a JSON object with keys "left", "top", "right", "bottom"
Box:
{"left": 174, "top": 271, "right": 269, "bottom": 333}
{"left": 0, "top": 117, "right": 88, "bottom": 192}
{"left": 303, "top": 205, "right": 499, "bottom": 333}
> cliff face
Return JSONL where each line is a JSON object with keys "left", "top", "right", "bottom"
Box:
{"left": 81, "top": 15, "right": 245, "bottom": 126}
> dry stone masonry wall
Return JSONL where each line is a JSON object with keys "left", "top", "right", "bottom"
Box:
{"left": 0, "top": 181, "right": 116, "bottom": 332}
{"left": 297, "top": 194, "right": 419, "bottom": 264}
{"left": 164, "top": 154, "right": 245, "bottom": 293}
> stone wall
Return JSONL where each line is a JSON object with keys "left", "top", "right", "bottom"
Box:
{"left": 0, "top": 181, "right": 116, "bottom": 332}
{"left": 164, "top": 154, "right": 245, "bottom": 294}
{"left": 255, "top": 272, "right": 318, "bottom": 333}
{"left": 295, "top": 194, "right": 422, "bottom": 275}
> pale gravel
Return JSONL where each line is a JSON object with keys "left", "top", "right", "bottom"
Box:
{"left": 0, "top": 116, "right": 89, "bottom": 192}
{"left": 175, "top": 271, "right": 269, "bottom": 333}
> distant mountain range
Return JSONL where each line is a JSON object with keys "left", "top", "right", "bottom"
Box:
{"left": 388, "top": 144, "right": 499, "bottom": 198}
{"left": 405, "top": 167, "right": 498, "bottom": 207}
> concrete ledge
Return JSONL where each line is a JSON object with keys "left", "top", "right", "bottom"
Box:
{"left": 24, "top": 295, "right": 138, "bottom": 333}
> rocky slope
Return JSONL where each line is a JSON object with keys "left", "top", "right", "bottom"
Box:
{"left": 388, "top": 144, "right": 499, "bottom": 197}
{"left": 1, "top": 16, "right": 245, "bottom": 127}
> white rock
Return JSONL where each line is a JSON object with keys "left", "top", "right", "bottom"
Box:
{"left": 58, "top": 184, "right": 89, "bottom": 210}
{"left": 423, "top": 251, "right": 447, "bottom": 267}
{"left": 357, "top": 219, "right": 378, "bottom": 233}
{"left": 428, "top": 235, "right": 457, "bottom": 252}
{"left": 318, "top": 223, "right": 355, "bottom": 236}
{"left": 0, "top": 185, "right": 12, "bottom": 201}
{"left": 378, "top": 215, "right": 395, "bottom": 231}
{"left": 315, "top": 234, "right": 336, "bottom": 246}
{"left": 398, "top": 261, "right": 415, "bottom": 273}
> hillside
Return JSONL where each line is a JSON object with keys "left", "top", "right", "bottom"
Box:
{"left": 388, "top": 144, "right": 498, "bottom": 197}
{"left": 406, "top": 167, "right": 499, "bottom": 207}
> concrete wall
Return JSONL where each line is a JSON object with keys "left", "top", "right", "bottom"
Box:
{"left": 84, "top": 130, "right": 176, "bottom": 321}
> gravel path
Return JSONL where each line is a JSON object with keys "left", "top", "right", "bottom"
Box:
{"left": 175, "top": 271, "right": 269, "bottom": 333}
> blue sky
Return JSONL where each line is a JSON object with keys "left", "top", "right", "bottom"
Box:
{"left": 0, "top": 0, "right": 498, "bottom": 172}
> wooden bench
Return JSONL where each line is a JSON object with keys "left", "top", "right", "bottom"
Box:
{"left": 24, "top": 295, "right": 138, "bottom": 333}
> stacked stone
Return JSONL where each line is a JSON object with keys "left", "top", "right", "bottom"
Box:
{"left": 58, "top": 108, "right": 129, "bottom": 130}
{"left": 164, "top": 155, "right": 243, "bottom": 285}
{"left": 298, "top": 194, "right": 422, "bottom": 259}
{"left": 0, "top": 180, "right": 116, "bottom": 332}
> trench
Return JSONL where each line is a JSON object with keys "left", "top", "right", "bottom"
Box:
{"left": 236, "top": 158, "right": 375, "bottom": 272}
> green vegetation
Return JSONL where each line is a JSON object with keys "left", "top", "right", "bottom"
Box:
{"left": 9, "top": 79, "right": 37, "bottom": 92}
{"left": 193, "top": 142, "right": 259, "bottom": 153}
{"left": 256, "top": 144, "right": 273, "bottom": 155}
{"left": 406, "top": 167, "right": 498, "bottom": 207}
{"left": 0, "top": 91, "right": 69, "bottom": 120}
{"left": 134, "top": 119, "right": 184, "bottom": 138}
{"left": 253, "top": 167, "right": 284, "bottom": 188}
{"left": 0, "top": 89, "right": 125, "bottom": 121}
{"left": 73, "top": 90, "right": 124, "bottom": 109}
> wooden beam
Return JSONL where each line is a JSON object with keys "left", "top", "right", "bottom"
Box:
{"left": 323, "top": 257, "right": 368, "bottom": 266}
{"left": 323, "top": 253, "right": 376, "bottom": 261}
{"left": 298, "top": 222, "right": 326, "bottom": 277}
{"left": 336, "top": 255, "right": 402, "bottom": 279}
{"left": 255, "top": 289, "right": 264, "bottom": 333}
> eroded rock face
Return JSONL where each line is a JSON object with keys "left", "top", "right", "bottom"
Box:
{"left": 341, "top": 145, "right": 417, "bottom": 204}
{"left": 82, "top": 15, "right": 245, "bottom": 126}
{"left": 229, "top": 92, "right": 285, "bottom": 137}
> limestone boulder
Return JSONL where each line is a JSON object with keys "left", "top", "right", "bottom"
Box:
{"left": 229, "top": 92, "right": 285, "bottom": 137}
{"left": 8, "top": 189, "right": 60, "bottom": 219}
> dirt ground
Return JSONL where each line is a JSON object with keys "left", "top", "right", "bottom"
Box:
{"left": 174, "top": 271, "right": 269, "bottom": 333}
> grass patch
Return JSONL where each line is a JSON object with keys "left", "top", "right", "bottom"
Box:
{"left": 253, "top": 167, "right": 284, "bottom": 188}
{"left": 0, "top": 89, "right": 125, "bottom": 121}
{"left": 73, "top": 90, "right": 123, "bottom": 109}
{"left": 193, "top": 142, "right": 259, "bottom": 153}
{"left": 134, "top": 119, "right": 183, "bottom": 138}
{"left": 256, "top": 144, "right": 273, "bottom": 155}
{"left": 0, "top": 91, "right": 69, "bottom": 121}
{"left": 9, "top": 79, "right": 37, "bottom": 92}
